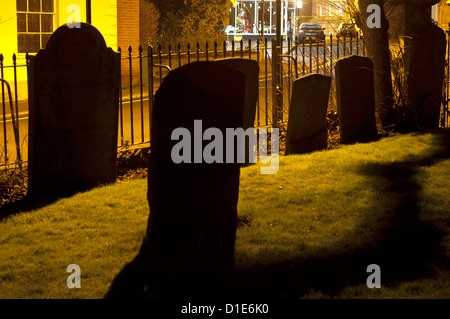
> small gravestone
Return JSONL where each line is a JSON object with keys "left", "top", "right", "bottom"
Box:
{"left": 285, "top": 73, "right": 331, "bottom": 155}
{"left": 335, "top": 56, "right": 378, "bottom": 144}
{"left": 139, "top": 61, "right": 244, "bottom": 298}
{"left": 215, "top": 58, "right": 259, "bottom": 165}
{"left": 27, "top": 23, "right": 120, "bottom": 197}
{"left": 407, "top": 24, "right": 446, "bottom": 130}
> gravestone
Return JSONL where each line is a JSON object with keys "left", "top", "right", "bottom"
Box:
{"left": 27, "top": 23, "right": 120, "bottom": 197}
{"left": 335, "top": 56, "right": 378, "bottom": 144}
{"left": 140, "top": 61, "right": 245, "bottom": 298}
{"left": 215, "top": 58, "right": 259, "bottom": 165}
{"left": 406, "top": 24, "right": 446, "bottom": 130}
{"left": 215, "top": 58, "right": 259, "bottom": 129}
{"left": 285, "top": 73, "right": 331, "bottom": 155}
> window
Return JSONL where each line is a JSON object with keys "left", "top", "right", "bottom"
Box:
{"left": 17, "top": 0, "right": 54, "bottom": 53}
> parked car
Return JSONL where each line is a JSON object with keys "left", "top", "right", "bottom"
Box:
{"left": 297, "top": 23, "right": 325, "bottom": 43}
{"left": 337, "top": 22, "right": 363, "bottom": 38}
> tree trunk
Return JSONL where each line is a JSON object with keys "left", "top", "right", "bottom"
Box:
{"left": 355, "top": 0, "right": 395, "bottom": 129}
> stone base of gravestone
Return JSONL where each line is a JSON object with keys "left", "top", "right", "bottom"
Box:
{"left": 215, "top": 58, "right": 259, "bottom": 165}
{"left": 107, "top": 61, "right": 245, "bottom": 299}
{"left": 407, "top": 24, "right": 446, "bottom": 130}
{"left": 285, "top": 73, "right": 331, "bottom": 155}
{"left": 335, "top": 56, "right": 378, "bottom": 144}
{"left": 27, "top": 23, "right": 120, "bottom": 198}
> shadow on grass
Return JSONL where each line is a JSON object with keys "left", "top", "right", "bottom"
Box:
{"left": 0, "top": 189, "right": 92, "bottom": 222}
{"left": 234, "top": 129, "right": 450, "bottom": 299}
{"left": 106, "top": 129, "right": 450, "bottom": 299}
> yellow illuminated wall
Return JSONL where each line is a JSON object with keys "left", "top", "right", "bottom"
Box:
{"left": 0, "top": 0, "right": 120, "bottom": 94}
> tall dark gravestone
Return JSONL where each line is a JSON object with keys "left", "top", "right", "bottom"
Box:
{"left": 335, "top": 56, "right": 378, "bottom": 144}
{"left": 407, "top": 24, "right": 446, "bottom": 130}
{"left": 141, "top": 61, "right": 245, "bottom": 298}
{"left": 285, "top": 73, "right": 331, "bottom": 155}
{"left": 27, "top": 23, "right": 120, "bottom": 197}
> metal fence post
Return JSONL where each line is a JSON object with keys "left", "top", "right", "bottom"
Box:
{"left": 148, "top": 45, "right": 154, "bottom": 142}
{"left": 257, "top": 38, "right": 260, "bottom": 127}
{"left": 178, "top": 43, "right": 182, "bottom": 68}
{"left": 309, "top": 38, "right": 312, "bottom": 74}
{"left": 196, "top": 42, "right": 200, "bottom": 62}
{"left": 117, "top": 48, "right": 124, "bottom": 146}
{"left": 12, "top": 54, "right": 20, "bottom": 152}
{"left": 240, "top": 40, "right": 244, "bottom": 58}
{"left": 1, "top": 54, "right": 8, "bottom": 165}
{"left": 139, "top": 45, "right": 144, "bottom": 144}
{"left": 337, "top": 35, "right": 340, "bottom": 59}
{"left": 356, "top": 33, "right": 359, "bottom": 56}
{"left": 158, "top": 44, "right": 162, "bottom": 83}
{"left": 265, "top": 38, "right": 268, "bottom": 126}
{"left": 223, "top": 40, "right": 226, "bottom": 58}
{"left": 302, "top": 39, "right": 305, "bottom": 75}
{"left": 330, "top": 34, "right": 333, "bottom": 76}
{"left": 187, "top": 43, "right": 191, "bottom": 64}
{"left": 168, "top": 44, "right": 172, "bottom": 69}
{"left": 128, "top": 46, "right": 134, "bottom": 145}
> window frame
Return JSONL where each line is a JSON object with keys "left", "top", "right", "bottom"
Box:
{"left": 16, "top": 0, "right": 55, "bottom": 53}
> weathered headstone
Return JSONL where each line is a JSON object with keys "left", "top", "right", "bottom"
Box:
{"left": 215, "top": 58, "right": 259, "bottom": 165}
{"left": 215, "top": 58, "right": 259, "bottom": 129}
{"left": 335, "top": 56, "right": 378, "bottom": 144}
{"left": 406, "top": 24, "right": 446, "bottom": 130}
{"left": 140, "top": 61, "right": 245, "bottom": 298}
{"left": 27, "top": 23, "right": 120, "bottom": 197}
{"left": 285, "top": 73, "right": 331, "bottom": 155}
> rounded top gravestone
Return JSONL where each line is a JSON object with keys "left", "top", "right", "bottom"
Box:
{"left": 46, "top": 22, "right": 108, "bottom": 52}
{"left": 335, "top": 55, "right": 378, "bottom": 145}
{"left": 27, "top": 23, "right": 121, "bottom": 198}
{"left": 285, "top": 73, "right": 331, "bottom": 155}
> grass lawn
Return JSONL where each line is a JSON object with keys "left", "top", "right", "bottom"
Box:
{"left": 0, "top": 129, "right": 449, "bottom": 299}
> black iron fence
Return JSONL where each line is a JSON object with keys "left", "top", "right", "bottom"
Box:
{"left": 443, "top": 31, "right": 450, "bottom": 128}
{"left": 8, "top": 33, "right": 450, "bottom": 169}
{"left": 0, "top": 54, "right": 26, "bottom": 169}
{"left": 118, "top": 35, "right": 366, "bottom": 148}
{"left": 0, "top": 35, "right": 368, "bottom": 169}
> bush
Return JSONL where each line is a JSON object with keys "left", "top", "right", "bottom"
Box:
{"left": 0, "top": 166, "right": 27, "bottom": 207}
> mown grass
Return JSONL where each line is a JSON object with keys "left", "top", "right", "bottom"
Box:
{"left": 0, "top": 130, "right": 449, "bottom": 299}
